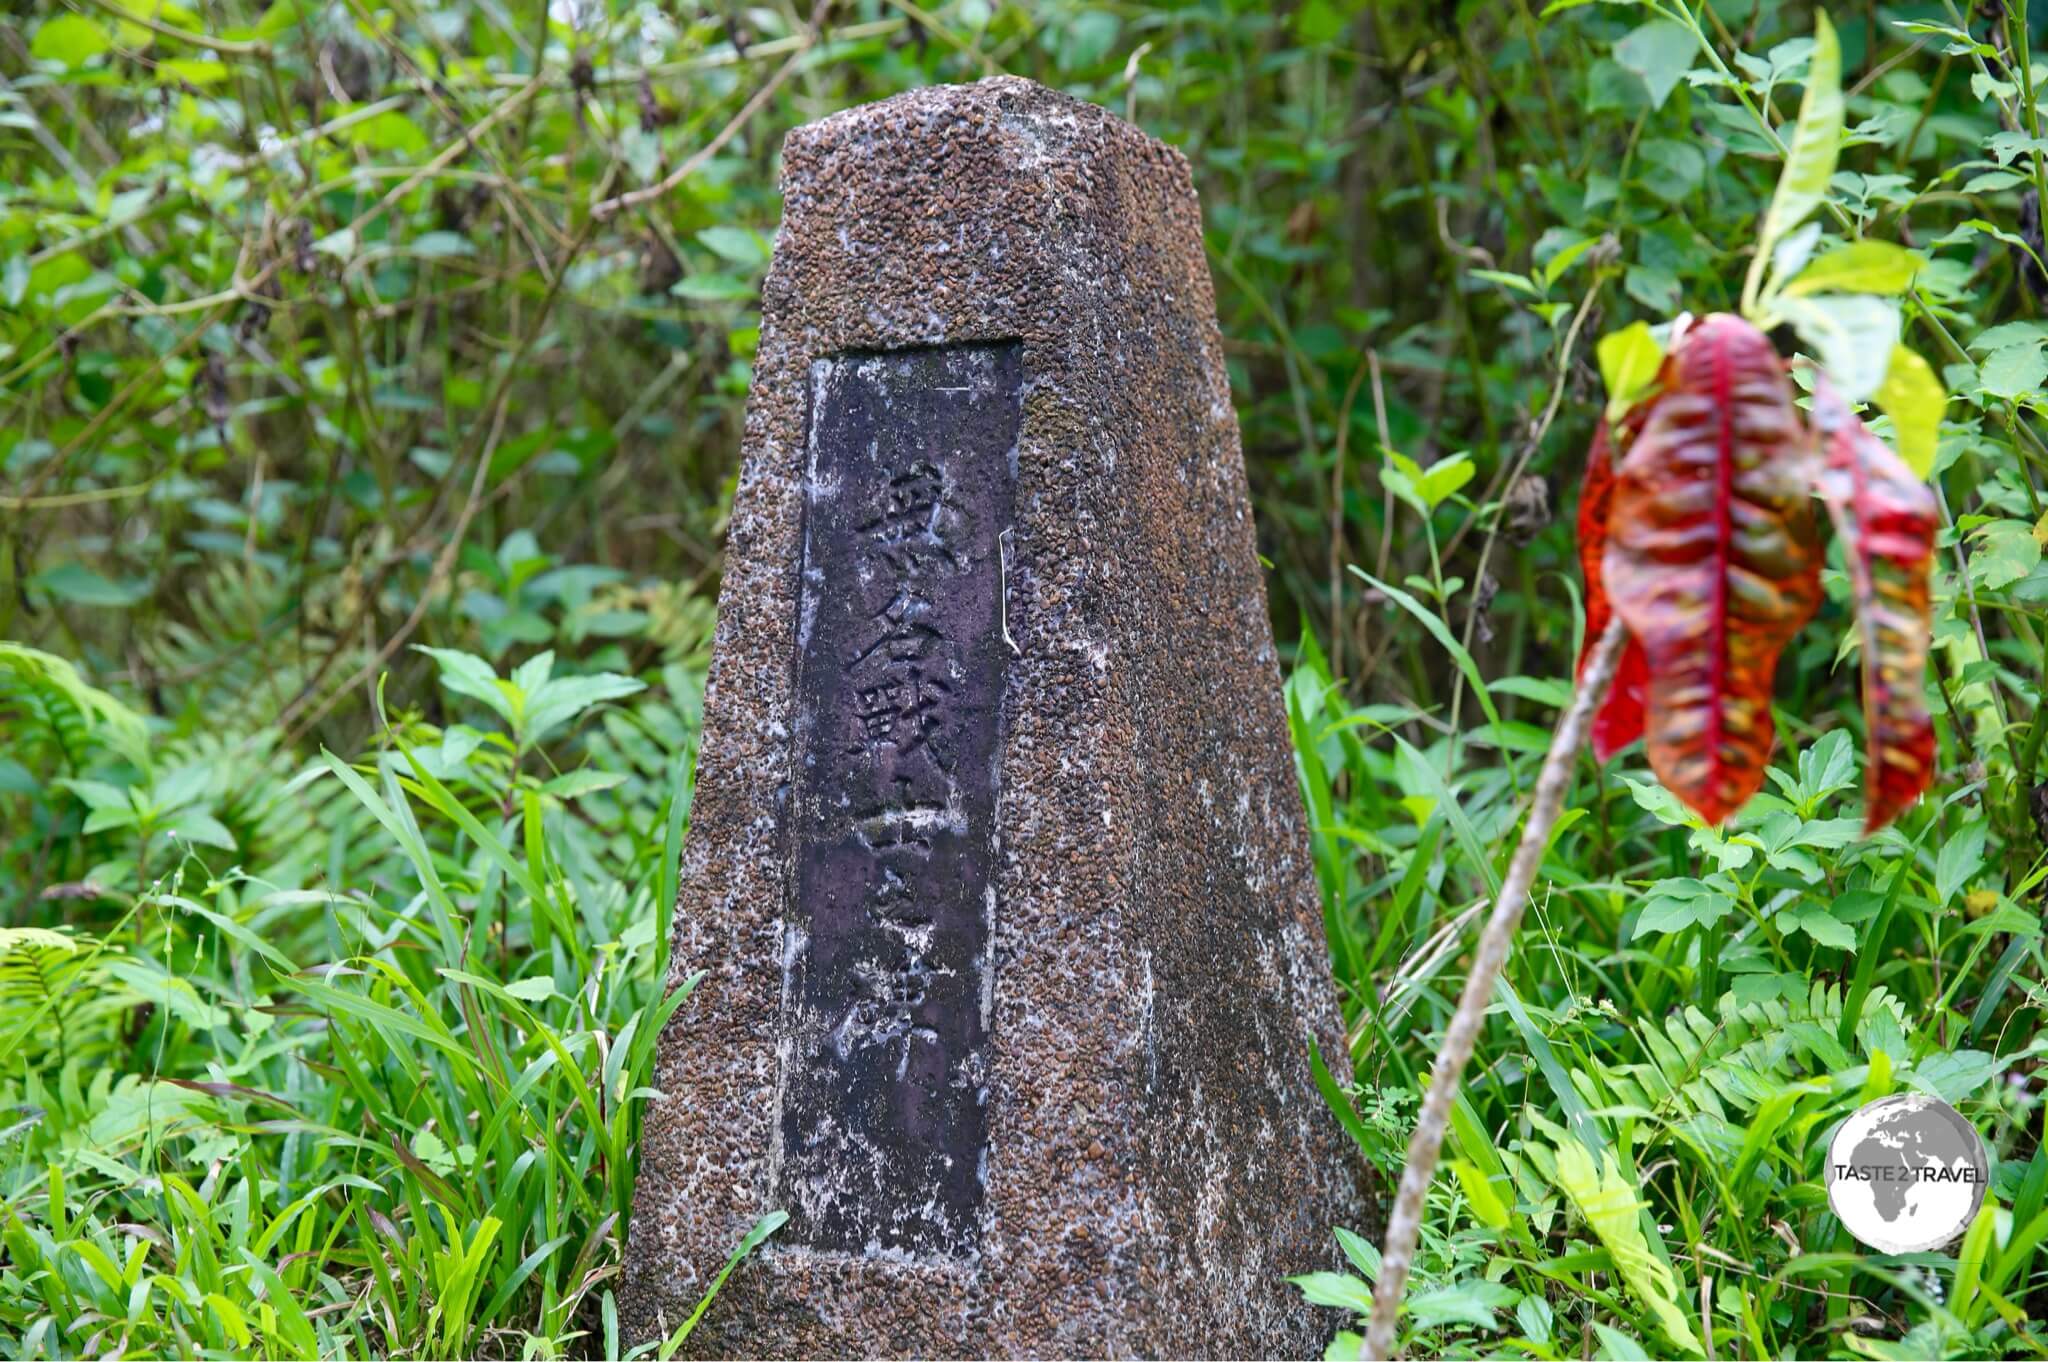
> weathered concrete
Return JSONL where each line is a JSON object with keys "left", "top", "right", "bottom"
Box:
{"left": 623, "top": 75, "right": 1372, "bottom": 1358}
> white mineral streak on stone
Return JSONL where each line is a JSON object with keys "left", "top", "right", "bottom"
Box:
{"left": 978, "top": 883, "right": 998, "bottom": 1028}
{"left": 1140, "top": 948, "right": 1159, "bottom": 1093}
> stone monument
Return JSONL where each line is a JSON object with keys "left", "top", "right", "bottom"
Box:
{"left": 624, "top": 75, "right": 1371, "bottom": 1357}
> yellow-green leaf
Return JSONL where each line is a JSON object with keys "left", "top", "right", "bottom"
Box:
{"left": 157, "top": 58, "right": 230, "bottom": 86}
{"left": 351, "top": 111, "right": 429, "bottom": 155}
{"left": 252, "top": 0, "right": 306, "bottom": 37}
{"left": 1748, "top": 11, "right": 1841, "bottom": 311}
{"left": 1449, "top": 1158, "right": 1512, "bottom": 1230}
{"left": 31, "top": 14, "right": 112, "bottom": 68}
{"left": 1873, "top": 344, "right": 1947, "bottom": 478}
{"left": 1782, "top": 240, "right": 1922, "bottom": 298}
{"left": 1598, "top": 321, "right": 1665, "bottom": 420}
{"left": 1550, "top": 1141, "right": 1704, "bottom": 1357}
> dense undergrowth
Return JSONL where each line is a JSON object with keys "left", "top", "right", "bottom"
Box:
{"left": 10, "top": 0, "right": 2048, "bottom": 1358}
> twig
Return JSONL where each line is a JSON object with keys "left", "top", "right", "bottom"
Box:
{"left": 78, "top": 0, "right": 270, "bottom": 56}
{"left": 331, "top": 78, "right": 545, "bottom": 246}
{"left": 878, "top": 0, "right": 999, "bottom": 77}
{"left": 590, "top": 5, "right": 824, "bottom": 221}
{"left": 1362, "top": 614, "right": 1628, "bottom": 1360}
{"left": 276, "top": 194, "right": 609, "bottom": 743}
{"left": 1443, "top": 279, "right": 1603, "bottom": 738}
{"left": 278, "top": 384, "right": 513, "bottom": 745}
{"left": 474, "top": 19, "right": 902, "bottom": 89}
{"left": 225, "top": 94, "right": 415, "bottom": 171}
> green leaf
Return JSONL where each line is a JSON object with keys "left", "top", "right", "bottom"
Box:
{"left": 539, "top": 769, "right": 629, "bottom": 799}
{"left": 1054, "top": 10, "right": 1119, "bottom": 70}
{"left": 1776, "top": 902, "right": 1856, "bottom": 950}
{"left": 1624, "top": 262, "right": 1681, "bottom": 314}
{"left": 1541, "top": 236, "right": 1600, "bottom": 287}
{"left": 1937, "top": 820, "right": 1988, "bottom": 904}
{"left": 1593, "top": 1323, "right": 1655, "bottom": 1361}
{"left": 1383, "top": 450, "right": 1474, "bottom": 511}
{"left": 157, "top": 58, "right": 230, "bottom": 86}
{"left": 1549, "top": 1143, "right": 1704, "bottom": 1356}
{"left": 1334, "top": 1226, "right": 1381, "bottom": 1282}
{"left": 1970, "top": 519, "right": 2042, "bottom": 590}
{"left": 1309, "top": 1040, "right": 1377, "bottom": 1161}
{"left": 0, "top": 925, "right": 78, "bottom": 958}
{"left": 253, "top": 0, "right": 306, "bottom": 37}
{"left": 313, "top": 227, "right": 357, "bottom": 261}
{"left": 1614, "top": 20, "right": 1697, "bottom": 110}
{"left": 1490, "top": 675, "right": 1574, "bottom": 708}
{"left": 30, "top": 563, "right": 148, "bottom": 607}
{"left": 1624, "top": 777, "right": 1695, "bottom": 829}
{"left": 31, "top": 14, "right": 112, "bottom": 67}
{"left": 416, "top": 646, "right": 519, "bottom": 727}
{"left": 1291, "top": 1270, "right": 1376, "bottom": 1314}
{"left": 1915, "top": 1049, "right": 2000, "bottom": 1103}
{"left": 1780, "top": 293, "right": 1901, "bottom": 401}
{"left": 165, "top": 810, "right": 236, "bottom": 851}
{"left": 1752, "top": 11, "right": 1842, "bottom": 300}
{"left": 1873, "top": 344, "right": 1946, "bottom": 478}
{"left": 1770, "top": 221, "right": 1823, "bottom": 285}
{"left": 1634, "top": 877, "right": 1735, "bottom": 936}
{"left": 1782, "top": 240, "right": 1922, "bottom": 297}
{"left": 1980, "top": 343, "right": 2048, "bottom": 401}
{"left": 60, "top": 777, "right": 133, "bottom": 815}
{"left": 671, "top": 273, "right": 757, "bottom": 301}
{"left": 1407, "top": 1279, "right": 1519, "bottom": 1331}
{"left": 1636, "top": 139, "right": 1706, "bottom": 204}
{"left": 351, "top": 111, "right": 429, "bottom": 155}
{"left": 672, "top": 1211, "right": 788, "bottom": 1344}
{"left": 411, "top": 231, "right": 475, "bottom": 259}
{"left": 1472, "top": 268, "right": 1539, "bottom": 296}
{"left": 1293, "top": 0, "right": 1346, "bottom": 45}
{"left": 1967, "top": 321, "right": 2048, "bottom": 354}
{"left": 1597, "top": 321, "right": 1665, "bottom": 419}
{"left": 1448, "top": 1158, "right": 1513, "bottom": 1230}
{"left": 697, "top": 226, "right": 771, "bottom": 268}
{"left": 524, "top": 672, "right": 647, "bottom": 750}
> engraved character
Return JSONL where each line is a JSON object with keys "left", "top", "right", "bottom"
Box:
{"left": 858, "top": 462, "right": 965, "bottom": 574}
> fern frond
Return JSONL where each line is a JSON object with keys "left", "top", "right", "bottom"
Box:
{"left": 1573, "top": 982, "right": 1910, "bottom": 1146}
{"left": 0, "top": 644, "right": 148, "bottom": 772}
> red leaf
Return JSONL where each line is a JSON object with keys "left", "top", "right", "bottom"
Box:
{"left": 1577, "top": 416, "right": 1651, "bottom": 760}
{"left": 1811, "top": 380, "right": 1939, "bottom": 831}
{"left": 1603, "top": 314, "right": 1824, "bottom": 825}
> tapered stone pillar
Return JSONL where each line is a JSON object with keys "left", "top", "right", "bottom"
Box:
{"left": 623, "top": 75, "right": 1372, "bottom": 1358}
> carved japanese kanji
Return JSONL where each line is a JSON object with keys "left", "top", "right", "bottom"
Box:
{"left": 779, "top": 344, "right": 1022, "bottom": 1259}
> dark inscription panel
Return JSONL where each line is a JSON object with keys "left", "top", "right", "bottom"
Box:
{"left": 778, "top": 344, "right": 1021, "bottom": 1259}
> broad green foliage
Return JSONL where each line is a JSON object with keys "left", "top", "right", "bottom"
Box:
{"left": 8, "top": 0, "right": 2048, "bottom": 1359}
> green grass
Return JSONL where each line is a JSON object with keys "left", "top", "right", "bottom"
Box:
{"left": 0, "top": 646, "right": 775, "bottom": 1359}
{"left": 1291, "top": 613, "right": 2048, "bottom": 1358}
{"left": 12, "top": 0, "right": 2048, "bottom": 1357}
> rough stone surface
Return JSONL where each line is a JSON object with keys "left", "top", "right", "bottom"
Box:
{"left": 623, "top": 75, "right": 1373, "bottom": 1359}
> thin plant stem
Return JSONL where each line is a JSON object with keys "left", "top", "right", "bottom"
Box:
{"left": 1364, "top": 615, "right": 1629, "bottom": 1360}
